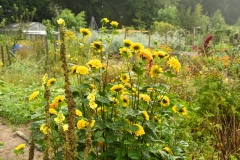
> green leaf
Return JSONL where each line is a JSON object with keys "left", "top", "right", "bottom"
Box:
{"left": 128, "top": 125, "right": 140, "bottom": 132}
{"left": 128, "top": 150, "right": 140, "bottom": 159}
{"left": 163, "top": 70, "right": 177, "bottom": 78}
{"left": 78, "top": 83, "right": 91, "bottom": 90}
{"left": 132, "top": 64, "right": 144, "bottom": 75}
{"left": 116, "top": 156, "right": 125, "bottom": 160}
{"left": 96, "top": 96, "right": 110, "bottom": 104}
{"left": 126, "top": 108, "right": 141, "bottom": 117}
{"left": 96, "top": 137, "right": 105, "bottom": 142}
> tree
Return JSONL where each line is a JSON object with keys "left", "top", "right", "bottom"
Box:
{"left": 154, "top": 5, "right": 180, "bottom": 26}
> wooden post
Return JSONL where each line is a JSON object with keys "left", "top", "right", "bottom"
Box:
{"left": 124, "top": 28, "right": 127, "bottom": 39}
{"left": 1, "top": 46, "right": 4, "bottom": 67}
{"left": 6, "top": 45, "right": 12, "bottom": 65}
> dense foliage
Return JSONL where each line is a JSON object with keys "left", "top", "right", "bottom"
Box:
{"left": 1, "top": 0, "right": 240, "bottom": 29}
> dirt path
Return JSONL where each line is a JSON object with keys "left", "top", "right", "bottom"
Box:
{"left": 0, "top": 119, "right": 42, "bottom": 160}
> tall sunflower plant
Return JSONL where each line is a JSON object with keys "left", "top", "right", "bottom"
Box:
{"left": 30, "top": 18, "right": 191, "bottom": 160}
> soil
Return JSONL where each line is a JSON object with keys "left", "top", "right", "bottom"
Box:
{"left": 0, "top": 118, "right": 42, "bottom": 160}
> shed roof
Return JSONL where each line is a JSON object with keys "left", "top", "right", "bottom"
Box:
{"left": 0, "top": 22, "right": 58, "bottom": 35}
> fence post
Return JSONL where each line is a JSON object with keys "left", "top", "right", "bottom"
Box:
{"left": 6, "top": 45, "right": 12, "bottom": 65}
{"left": 1, "top": 45, "right": 4, "bottom": 67}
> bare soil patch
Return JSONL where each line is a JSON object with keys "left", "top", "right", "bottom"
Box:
{"left": 0, "top": 119, "right": 42, "bottom": 160}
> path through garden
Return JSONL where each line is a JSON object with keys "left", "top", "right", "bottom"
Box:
{"left": 0, "top": 118, "right": 42, "bottom": 160}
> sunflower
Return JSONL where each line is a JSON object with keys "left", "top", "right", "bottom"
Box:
{"left": 158, "top": 95, "right": 170, "bottom": 106}
{"left": 137, "top": 49, "right": 153, "bottom": 62}
{"left": 119, "top": 47, "right": 132, "bottom": 58}
{"left": 101, "top": 18, "right": 109, "bottom": 24}
{"left": 154, "top": 50, "right": 168, "bottom": 59}
{"left": 50, "top": 102, "right": 58, "bottom": 109}
{"left": 54, "top": 95, "right": 65, "bottom": 103}
{"left": 80, "top": 28, "right": 91, "bottom": 37}
{"left": 88, "top": 120, "right": 95, "bottom": 128}
{"left": 172, "top": 105, "right": 178, "bottom": 113}
{"left": 110, "top": 84, "right": 125, "bottom": 93}
{"left": 76, "top": 109, "right": 83, "bottom": 116}
{"left": 120, "top": 73, "right": 130, "bottom": 83}
{"left": 71, "top": 65, "right": 78, "bottom": 74}
{"left": 179, "top": 107, "right": 187, "bottom": 115}
{"left": 76, "top": 66, "right": 89, "bottom": 75}
{"left": 86, "top": 59, "right": 102, "bottom": 69}
{"left": 130, "top": 42, "right": 144, "bottom": 52}
{"left": 134, "top": 124, "right": 145, "bottom": 136}
{"left": 109, "top": 97, "right": 119, "bottom": 105}
{"left": 110, "top": 21, "right": 119, "bottom": 28}
{"left": 91, "top": 41, "right": 105, "bottom": 52}
{"left": 49, "top": 108, "right": 57, "bottom": 115}
{"left": 163, "top": 147, "right": 173, "bottom": 154}
{"left": 121, "top": 95, "right": 130, "bottom": 107}
{"left": 123, "top": 39, "right": 133, "bottom": 47}
{"left": 47, "top": 78, "right": 56, "bottom": 87}
{"left": 77, "top": 119, "right": 87, "bottom": 129}
{"left": 153, "top": 116, "right": 161, "bottom": 124}
{"left": 167, "top": 57, "right": 181, "bottom": 72}
{"left": 142, "top": 111, "right": 149, "bottom": 121}
{"left": 139, "top": 94, "right": 151, "bottom": 103}
{"left": 149, "top": 65, "right": 163, "bottom": 78}
{"left": 29, "top": 91, "right": 39, "bottom": 101}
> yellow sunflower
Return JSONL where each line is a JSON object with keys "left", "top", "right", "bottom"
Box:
{"left": 154, "top": 50, "right": 168, "bottom": 59}
{"left": 172, "top": 105, "right": 178, "bottom": 113}
{"left": 123, "top": 39, "right": 133, "bottom": 47}
{"left": 77, "top": 119, "right": 87, "bottom": 129}
{"left": 149, "top": 65, "right": 163, "bottom": 78}
{"left": 120, "top": 73, "right": 130, "bottom": 83}
{"left": 101, "top": 18, "right": 109, "bottom": 24}
{"left": 134, "top": 124, "right": 145, "bottom": 136}
{"left": 54, "top": 95, "right": 65, "bottom": 103}
{"left": 110, "top": 84, "right": 125, "bottom": 92}
{"left": 179, "top": 107, "right": 187, "bottom": 115}
{"left": 163, "top": 147, "right": 173, "bottom": 154}
{"left": 71, "top": 65, "right": 78, "bottom": 74}
{"left": 167, "top": 57, "right": 181, "bottom": 72}
{"left": 158, "top": 95, "right": 170, "bottom": 106}
{"left": 137, "top": 49, "right": 153, "bottom": 62}
{"left": 142, "top": 111, "right": 149, "bottom": 121}
{"left": 139, "top": 94, "right": 151, "bottom": 103}
{"left": 110, "top": 21, "right": 119, "bottom": 28}
{"left": 47, "top": 78, "right": 56, "bottom": 87}
{"left": 153, "top": 116, "right": 161, "bottom": 124}
{"left": 91, "top": 41, "right": 105, "bottom": 52}
{"left": 80, "top": 28, "right": 91, "bottom": 37}
{"left": 119, "top": 47, "right": 132, "bottom": 58}
{"left": 86, "top": 59, "right": 102, "bottom": 69}
{"left": 76, "top": 109, "right": 83, "bottom": 116}
{"left": 130, "top": 42, "right": 144, "bottom": 52}
{"left": 120, "top": 95, "right": 130, "bottom": 107}
{"left": 29, "top": 91, "right": 39, "bottom": 101}
{"left": 76, "top": 66, "right": 89, "bottom": 75}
